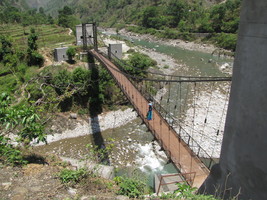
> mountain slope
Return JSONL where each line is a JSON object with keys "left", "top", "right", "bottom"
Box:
{"left": 0, "top": 0, "right": 29, "bottom": 10}
{"left": 41, "top": 0, "right": 226, "bottom": 18}
{"left": 24, "top": 0, "right": 51, "bottom": 9}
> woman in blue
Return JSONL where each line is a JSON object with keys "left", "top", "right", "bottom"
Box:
{"left": 146, "top": 101, "right": 153, "bottom": 120}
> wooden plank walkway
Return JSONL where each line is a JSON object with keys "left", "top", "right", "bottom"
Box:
{"left": 90, "top": 50, "right": 209, "bottom": 188}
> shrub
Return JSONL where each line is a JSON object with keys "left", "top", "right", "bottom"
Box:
{"left": 125, "top": 52, "right": 157, "bottom": 78}
{"left": 0, "top": 136, "right": 27, "bottom": 166}
{"left": 72, "top": 67, "right": 91, "bottom": 96}
{"left": 115, "top": 177, "right": 146, "bottom": 198}
{"left": 0, "top": 93, "right": 46, "bottom": 145}
{"left": 58, "top": 168, "right": 88, "bottom": 186}
{"left": 27, "top": 51, "right": 44, "bottom": 67}
{"left": 66, "top": 47, "right": 76, "bottom": 62}
{"left": 213, "top": 33, "right": 237, "bottom": 51}
{"left": 52, "top": 69, "right": 72, "bottom": 95}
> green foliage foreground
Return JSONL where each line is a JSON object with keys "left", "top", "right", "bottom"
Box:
{"left": 58, "top": 168, "right": 88, "bottom": 186}
{"left": 114, "top": 176, "right": 146, "bottom": 198}
{"left": 0, "top": 93, "right": 46, "bottom": 165}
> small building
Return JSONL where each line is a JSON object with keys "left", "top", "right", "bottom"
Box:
{"left": 54, "top": 47, "right": 68, "bottom": 62}
{"left": 76, "top": 24, "right": 94, "bottom": 46}
{"left": 108, "top": 43, "right": 123, "bottom": 60}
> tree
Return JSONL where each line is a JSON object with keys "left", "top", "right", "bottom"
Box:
{"left": 53, "top": 69, "right": 72, "bottom": 95}
{"left": 197, "top": 13, "right": 214, "bottom": 33}
{"left": 3, "top": 54, "right": 18, "bottom": 69}
{"left": 59, "top": 6, "right": 73, "bottom": 15}
{"left": 0, "top": 35, "right": 13, "bottom": 61}
{"left": 0, "top": 93, "right": 46, "bottom": 165}
{"left": 58, "top": 6, "right": 80, "bottom": 29}
{"left": 66, "top": 47, "right": 76, "bottom": 62}
{"left": 141, "top": 6, "right": 166, "bottom": 29}
{"left": 27, "top": 28, "right": 38, "bottom": 52}
{"left": 27, "top": 51, "right": 44, "bottom": 67}
{"left": 72, "top": 67, "right": 91, "bottom": 96}
{"left": 48, "top": 15, "right": 54, "bottom": 24}
{"left": 166, "top": 0, "right": 188, "bottom": 28}
{"left": 27, "top": 28, "right": 44, "bottom": 67}
{"left": 39, "top": 7, "right": 45, "bottom": 15}
{"left": 210, "top": 4, "right": 226, "bottom": 32}
{"left": 126, "top": 52, "right": 157, "bottom": 78}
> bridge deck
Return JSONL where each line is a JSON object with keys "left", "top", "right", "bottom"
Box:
{"left": 90, "top": 50, "right": 209, "bottom": 188}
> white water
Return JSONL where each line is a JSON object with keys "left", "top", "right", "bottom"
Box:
{"left": 134, "top": 143, "right": 168, "bottom": 172}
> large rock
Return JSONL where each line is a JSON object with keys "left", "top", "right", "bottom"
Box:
{"left": 60, "top": 157, "right": 115, "bottom": 180}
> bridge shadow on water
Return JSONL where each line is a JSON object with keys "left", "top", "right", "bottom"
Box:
{"left": 88, "top": 53, "right": 110, "bottom": 165}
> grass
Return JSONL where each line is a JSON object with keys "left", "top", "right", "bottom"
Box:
{"left": 0, "top": 24, "right": 76, "bottom": 96}
{"left": 0, "top": 24, "right": 75, "bottom": 50}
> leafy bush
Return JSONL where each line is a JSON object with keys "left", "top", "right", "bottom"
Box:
{"left": 72, "top": 67, "right": 91, "bottom": 96}
{"left": 0, "top": 35, "right": 13, "bottom": 61}
{"left": 3, "top": 53, "right": 18, "bottom": 69}
{"left": 52, "top": 69, "right": 72, "bottom": 95}
{"left": 115, "top": 176, "right": 146, "bottom": 198}
{"left": 66, "top": 47, "right": 76, "bottom": 62}
{"left": 0, "top": 136, "right": 27, "bottom": 166}
{"left": 213, "top": 33, "right": 237, "bottom": 51}
{"left": 58, "top": 168, "right": 88, "bottom": 186}
{"left": 0, "top": 93, "right": 46, "bottom": 145}
{"left": 0, "top": 93, "right": 46, "bottom": 165}
{"left": 27, "top": 51, "right": 44, "bottom": 67}
{"left": 125, "top": 52, "right": 157, "bottom": 78}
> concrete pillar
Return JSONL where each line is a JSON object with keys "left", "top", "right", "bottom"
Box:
{"left": 54, "top": 47, "right": 68, "bottom": 62}
{"left": 199, "top": 1, "right": 267, "bottom": 199}
{"left": 108, "top": 43, "right": 123, "bottom": 60}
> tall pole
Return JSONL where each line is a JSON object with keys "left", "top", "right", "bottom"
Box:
{"left": 200, "top": 1, "right": 267, "bottom": 199}
{"left": 93, "top": 22, "right": 98, "bottom": 51}
{"left": 82, "top": 23, "right": 87, "bottom": 51}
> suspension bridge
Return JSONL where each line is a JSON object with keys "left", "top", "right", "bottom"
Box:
{"left": 82, "top": 23, "right": 232, "bottom": 188}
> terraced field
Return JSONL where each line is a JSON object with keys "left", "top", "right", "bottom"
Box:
{"left": 0, "top": 24, "right": 76, "bottom": 95}
{"left": 0, "top": 24, "right": 75, "bottom": 50}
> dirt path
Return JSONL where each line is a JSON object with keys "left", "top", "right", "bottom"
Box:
{"left": 0, "top": 155, "right": 125, "bottom": 200}
{"left": 68, "top": 28, "right": 73, "bottom": 36}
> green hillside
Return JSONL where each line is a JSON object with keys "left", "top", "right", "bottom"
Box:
{"left": 0, "top": 0, "right": 29, "bottom": 10}
{"left": 24, "top": 0, "right": 51, "bottom": 9}
{"left": 49, "top": 0, "right": 239, "bottom": 51}
{"left": 41, "top": 0, "right": 225, "bottom": 18}
{"left": 0, "top": 0, "right": 241, "bottom": 51}
{"left": 0, "top": 24, "right": 74, "bottom": 50}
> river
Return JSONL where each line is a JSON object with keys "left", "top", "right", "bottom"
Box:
{"left": 34, "top": 32, "right": 233, "bottom": 189}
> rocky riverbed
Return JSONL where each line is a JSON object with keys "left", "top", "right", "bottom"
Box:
{"left": 35, "top": 29, "right": 233, "bottom": 164}
{"left": 36, "top": 108, "right": 138, "bottom": 146}
{"left": 100, "top": 30, "right": 232, "bottom": 160}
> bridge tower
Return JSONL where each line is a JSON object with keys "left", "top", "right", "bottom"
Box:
{"left": 200, "top": 1, "right": 267, "bottom": 199}
{"left": 80, "top": 22, "right": 98, "bottom": 51}
{"left": 79, "top": 23, "right": 98, "bottom": 69}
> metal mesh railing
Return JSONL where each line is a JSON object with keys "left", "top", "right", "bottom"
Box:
{"left": 92, "top": 49, "right": 224, "bottom": 170}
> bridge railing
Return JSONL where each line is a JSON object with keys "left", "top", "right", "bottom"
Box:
{"left": 96, "top": 49, "right": 218, "bottom": 170}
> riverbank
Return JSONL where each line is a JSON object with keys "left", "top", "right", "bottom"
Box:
{"left": 102, "top": 28, "right": 233, "bottom": 75}
{"left": 36, "top": 108, "right": 138, "bottom": 146}
{"left": 119, "top": 28, "right": 218, "bottom": 54}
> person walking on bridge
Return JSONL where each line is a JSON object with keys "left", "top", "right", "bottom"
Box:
{"left": 146, "top": 100, "right": 153, "bottom": 120}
